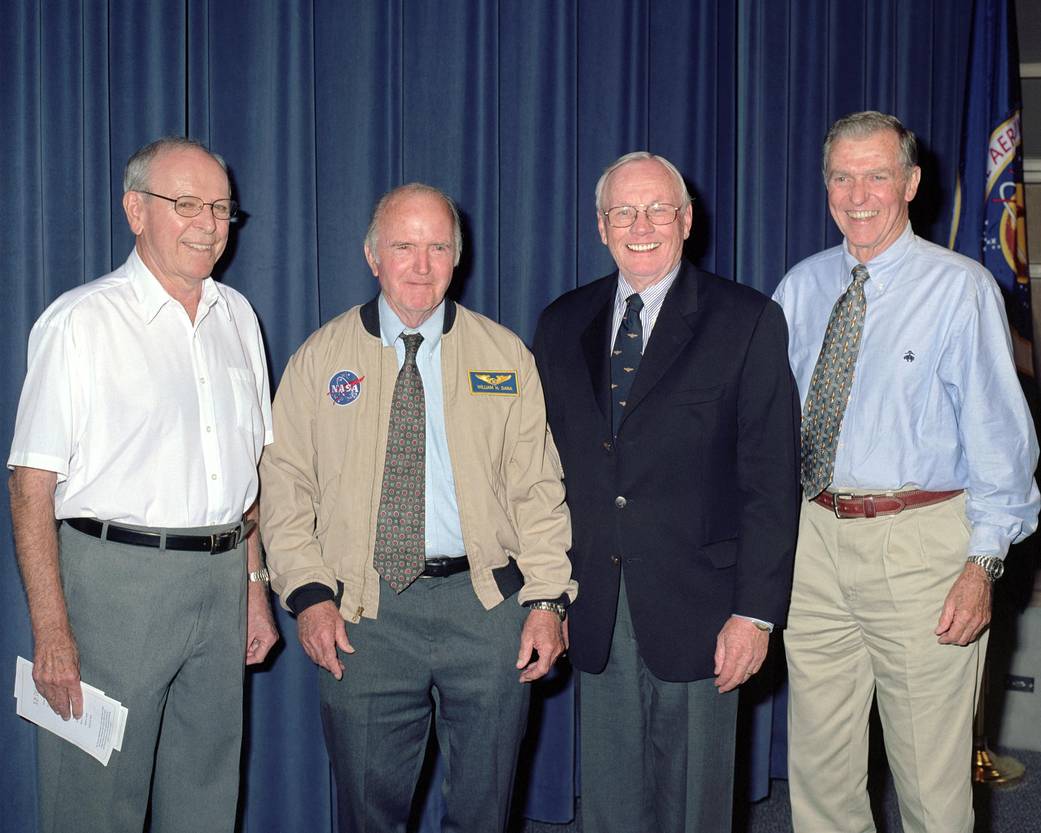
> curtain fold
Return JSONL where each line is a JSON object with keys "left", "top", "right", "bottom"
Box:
{"left": 0, "top": 2, "right": 977, "bottom": 830}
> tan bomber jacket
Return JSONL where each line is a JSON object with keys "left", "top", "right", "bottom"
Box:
{"left": 259, "top": 297, "right": 576, "bottom": 623}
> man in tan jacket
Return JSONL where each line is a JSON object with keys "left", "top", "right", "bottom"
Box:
{"left": 260, "top": 183, "right": 575, "bottom": 833}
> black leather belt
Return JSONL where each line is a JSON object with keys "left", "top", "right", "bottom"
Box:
{"left": 420, "top": 556, "right": 470, "bottom": 578}
{"left": 65, "top": 517, "right": 249, "bottom": 554}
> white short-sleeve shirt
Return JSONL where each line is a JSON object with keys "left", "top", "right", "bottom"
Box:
{"left": 8, "top": 249, "right": 273, "bottom": 527}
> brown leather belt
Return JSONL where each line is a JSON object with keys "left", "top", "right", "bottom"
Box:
{"left": 812, "top": 489, "right": 963, "bottom": 519}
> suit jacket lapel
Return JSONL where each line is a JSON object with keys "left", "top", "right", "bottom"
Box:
{"left": 621, "top": 264, "right": 701, "bottom": 426}
{"left": 580, "top": 286, "right": 616, "bottom": 426}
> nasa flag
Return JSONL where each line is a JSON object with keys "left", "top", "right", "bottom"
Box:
{"left": 950, "top": 0, "right": 1032, "bottom": 372}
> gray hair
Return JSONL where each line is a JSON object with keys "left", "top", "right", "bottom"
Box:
{"left": 594, "top": 151, "right": 692, "bottom": 214}
{"left": 123, "top": 137, "right": 228, "bottom": 193}
{"left": 822, "top": 111, "right": 918, "bottom": 182}
{"left": 364, "top": 183, "right": 463, "bottom": 267}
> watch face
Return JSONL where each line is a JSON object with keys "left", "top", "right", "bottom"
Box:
{"left": 970, "top": 556, "right": 1003, "bottom": 581}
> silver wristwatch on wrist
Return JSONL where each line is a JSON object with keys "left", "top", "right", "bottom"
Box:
{"left": 529, "top": 601, "right": 567, "bottom": 621}
{"left": 248, "top": 567, "right": 271, "bottom": 586}
{"left": 966, "top": 555, "right": 1004, "bottom": 582}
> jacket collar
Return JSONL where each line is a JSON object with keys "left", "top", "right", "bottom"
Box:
{"left": 360, "top": 295, "right": 457, "bottom": 338}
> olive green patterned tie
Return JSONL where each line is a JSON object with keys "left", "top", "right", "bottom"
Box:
{"left": 800, "top": 264, "right": 870, "bottom": 498}
{"left": 373, "top": 332, "right": 426, "bottom": 592}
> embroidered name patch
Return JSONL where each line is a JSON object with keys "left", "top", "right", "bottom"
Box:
{"left": 328, "top": 370, "right": 364, "bottom": 406}
{"left": 468, "top": 371, "right": 518, "bottom": 396}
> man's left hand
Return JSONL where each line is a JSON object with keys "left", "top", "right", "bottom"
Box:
{"left": 935, "top": 563, "right": 992, "bottom": 646}
{"left": 245, "top": 582, "right": 280, "bottom": 665}
{"left": 516, "top": 609, "right": 565, "bottom": 683}
{"left": 714, "top": 616, "right": 769, "bottom": 693}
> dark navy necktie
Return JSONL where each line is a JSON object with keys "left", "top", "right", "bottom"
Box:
{"left": 611, "top": 293, "right": 644, "bottom": 435}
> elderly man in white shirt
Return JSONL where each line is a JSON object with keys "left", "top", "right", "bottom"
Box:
{"left": 8, "top": 136, "right": 278, "bottom": 833}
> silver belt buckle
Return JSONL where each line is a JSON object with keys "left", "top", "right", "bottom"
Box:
{"left": 833, "top": 494, "right": 856, "bottom": 519}
{"left": 209, "top": 529, "right": 236, "bottom": 553}
{"left": 211, "top": 520, "right": 251, "bottom": 553}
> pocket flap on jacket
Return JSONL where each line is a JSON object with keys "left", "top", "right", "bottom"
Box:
{"left": 673, "top": 384, "right": 725, "bottom": 406}
{"left": 699, "top": 538, "right": 738, "bottom": 568}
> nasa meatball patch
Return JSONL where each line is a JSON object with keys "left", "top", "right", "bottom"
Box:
{"left": 328, "top": 370, "right": 364, "bottom": 405}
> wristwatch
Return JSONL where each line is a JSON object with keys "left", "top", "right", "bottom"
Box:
{"left": 529, "top": 601, "right": 567, "bottom": 621}
{"left": 966, "top": 555, "right": 1004, "bottom": 582}
{"left": 248, "top": 567, "right": 271, "bottom": 586}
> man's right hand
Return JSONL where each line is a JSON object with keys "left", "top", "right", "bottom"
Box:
{"left": 296, "top": 600, "right": 354, "bottom": 679}
{"left": 10, "top": 467, "right": 82, "bottom": 719}
{"left": 33, "top": 630, "right": 83, "bottom": 720}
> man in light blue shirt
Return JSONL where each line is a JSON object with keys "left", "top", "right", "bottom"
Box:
{"left": 774, "top": 111, "right": 1039, "bottom": 833}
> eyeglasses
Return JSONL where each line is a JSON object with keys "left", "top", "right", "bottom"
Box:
{"left": 136, "top": 190, "right": 239, "bottom": 221}
{"left": 602, "top": 202, "right": 681, "bottom": 228}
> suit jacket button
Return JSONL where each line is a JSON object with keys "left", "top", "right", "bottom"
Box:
{"left": 610, "top": 555, "right": 621, "bottom": 565}
{"left": 614, "top": 496, "right": 627, "bottom": 509}
{"left": 602, "top": 440, "right": 613, "bottom": 452}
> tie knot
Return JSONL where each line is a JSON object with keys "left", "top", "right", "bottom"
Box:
{"left": 626, "top": 293, "right": 644, "bottom": 313}
{"left": 851, "top": 264, "right": 870, "bottom": 285}
{"left": 401, "top": 332, "right": 423, "bottom": 364}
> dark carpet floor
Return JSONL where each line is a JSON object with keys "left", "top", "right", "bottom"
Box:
{"left": 519, "top": 746, "right": 1041, "bottom": 833}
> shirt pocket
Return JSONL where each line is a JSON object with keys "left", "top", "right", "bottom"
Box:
{"left": 228, "top": 367, "right": 265, "bottom": 452}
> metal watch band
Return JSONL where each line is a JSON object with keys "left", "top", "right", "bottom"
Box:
{"left": 248, "top": 567, "right": 271, "bottom": 586}
{"left": 528, "top": 600, "right": 566, "bottom": 621}
{"left": 966, "top": 555, "right": 1004, "bottom": 582}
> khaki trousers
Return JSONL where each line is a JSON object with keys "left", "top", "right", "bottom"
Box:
{"left": 786, "top": 494, "right": 985, "bottom": 833}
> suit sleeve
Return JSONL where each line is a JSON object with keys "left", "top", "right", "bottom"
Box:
{"left": 732, "top": 299, "right": 801, "bottom": 626}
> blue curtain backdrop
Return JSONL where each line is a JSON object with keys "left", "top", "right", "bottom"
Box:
{"left": 1, "top": 1, "right": 975, "bottom": 831}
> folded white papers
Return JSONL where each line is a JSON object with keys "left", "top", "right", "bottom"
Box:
{"left": 14, "top": 656, "right": 128, "bottom": 766}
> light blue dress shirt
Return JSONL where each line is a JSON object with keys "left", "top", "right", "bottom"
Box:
{"left": 379, "top": 295, "right": 466, "bottom": 559}
{"left": 773, "top": 222, "right": 1040, "bottom": 558}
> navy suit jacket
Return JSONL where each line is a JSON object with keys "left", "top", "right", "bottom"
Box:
{"left": 533, "top": 261, "right": 801, "bottom": 682}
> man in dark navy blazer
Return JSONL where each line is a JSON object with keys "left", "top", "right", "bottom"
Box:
{"left": 533, "top": 151, "right": 800, "bottom": 833}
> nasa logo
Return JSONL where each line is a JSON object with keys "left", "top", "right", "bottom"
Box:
{"left": 328, "top": 370, "right": 364, "bottom": 406}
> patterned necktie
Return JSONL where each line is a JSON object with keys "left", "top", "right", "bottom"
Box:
{"left": 373, "top": 332, "right": 426, "bottom": 592}
{"left": 800, "top": 264, "right": 870, "bottom": 498}
{"left": 611, "top": 293, "right": 644, "bottom": 435}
